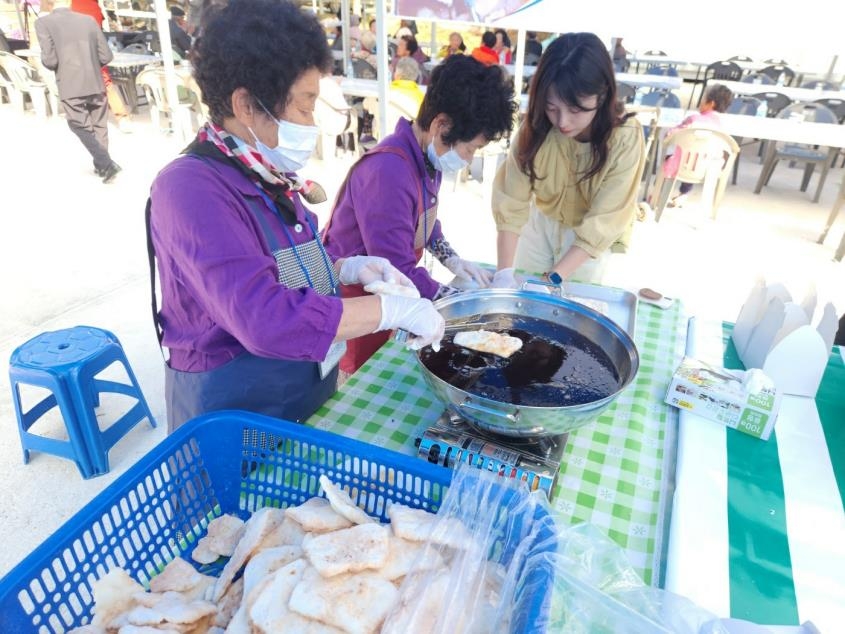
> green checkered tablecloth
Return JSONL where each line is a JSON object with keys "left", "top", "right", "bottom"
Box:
{"left": 308, "top": 299, "right": 687, "bottom": 585}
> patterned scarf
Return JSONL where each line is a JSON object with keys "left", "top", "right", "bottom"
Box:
{"left": 198, "top": 123, "right": 326, "bottom": 204}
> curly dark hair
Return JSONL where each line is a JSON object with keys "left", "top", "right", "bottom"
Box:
{"left": 518, "top": 32, "right": 625, "bottom": 185}
{"left": 417, "top": 55, "right": 517, "bottom": 145}
{"left": 192, "top": 0, "right": 332, "bottom": 124}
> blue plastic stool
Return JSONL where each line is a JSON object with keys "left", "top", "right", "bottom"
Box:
{"left": 9, "top": 326, "right": 156, "bottom": 478}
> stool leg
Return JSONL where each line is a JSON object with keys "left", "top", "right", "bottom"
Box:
{"left": 9, "top": 376, "right": 95, "bottom": 478}
{"left": 72, "top": 357, "right": 157, "bottom": 475}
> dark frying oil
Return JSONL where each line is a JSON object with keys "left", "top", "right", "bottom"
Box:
{"left": 420, "top": 313, "right": 620, "bottom": 407}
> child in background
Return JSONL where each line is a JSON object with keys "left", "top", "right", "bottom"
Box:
{"left": 662, "top": 83, "right": 733, "bottom": 207}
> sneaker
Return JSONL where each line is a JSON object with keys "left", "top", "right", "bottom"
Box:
{"left": 101, "top": 162, "right": 122, "bottom": 183}
{"left": 117, "top": 118, "right": 134, "bottom": 133}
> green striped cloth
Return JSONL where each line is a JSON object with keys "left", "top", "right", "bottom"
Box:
{"left": 665, "top": 318, "right": 845, "bottom": 632}
{"left": 308, "top": 299, "right": 687, "bottom": 585}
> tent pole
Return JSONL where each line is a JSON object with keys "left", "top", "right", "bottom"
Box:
{"left": 376, "top": 0, "right": 388, "bottom": 137}
{"left": 341, "top": 0, "right": 351, "bottom": 76}
{"left": 513, "top": 29, "right": 526, "bottom": 115}
{"left": 430, "top": 20, "right": 436, "bottom": 60}
{"left": 153, "top": 0, "right": 188, "bottom": 143}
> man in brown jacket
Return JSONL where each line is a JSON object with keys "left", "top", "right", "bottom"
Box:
{"left": 35, "top": 0, "right": 121, "bottom": 182}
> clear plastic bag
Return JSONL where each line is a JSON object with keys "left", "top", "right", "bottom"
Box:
{"left": 382, "top": 463, "right": 730, "bottom": 634}
{"left": 381, "top": 463, "right": 556, "bottom": 633}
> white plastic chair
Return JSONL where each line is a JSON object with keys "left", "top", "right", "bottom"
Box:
{"left": 136, "top": 67, "right": 194, "bottom": 137}
{"left": 0, "top": 51, "right": 50, "bottom": 117}
{"left": 314, "top": 77, "right": 358, "bottom": 160}
{"left": 362, "top": 92, "right": 418, "bottom": 141}
{"left": 651, "top": 127, "right": 739, "bottom": 221}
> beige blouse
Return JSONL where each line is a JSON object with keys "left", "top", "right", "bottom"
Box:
{"left": 492, "top": 117, "right": 645, "bottom": 258}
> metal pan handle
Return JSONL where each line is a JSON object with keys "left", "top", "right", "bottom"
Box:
{"left": 522, "top": 277, "right": 566, "bottom": 298}
{"left": 459, "top": 398, "right": 521, "bottom": 423}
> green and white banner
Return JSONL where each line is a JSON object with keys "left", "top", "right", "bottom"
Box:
{"left": 666, "top": 317, "right": 845, "bottom": 632}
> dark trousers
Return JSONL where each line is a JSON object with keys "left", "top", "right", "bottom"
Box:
{"left": 61, "top": 93, "right": 112, "bottom": 172}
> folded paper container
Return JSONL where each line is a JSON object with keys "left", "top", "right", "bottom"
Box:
{"left": 0, "top": 411, "right": 555, "bottom": 633}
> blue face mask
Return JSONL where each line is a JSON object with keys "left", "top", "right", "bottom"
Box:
{"left": 250, "top": 102, "right": 320, "bottom": 172}
{"left": 427, "top": 141, "right": 468, "bottom": 173}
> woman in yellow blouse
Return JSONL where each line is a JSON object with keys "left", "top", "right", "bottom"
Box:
{"left": 492, "top": 32, "right": 644, "bottom": 285}
{"left": 438, "top": 32, "right": 466, "bottom": 59}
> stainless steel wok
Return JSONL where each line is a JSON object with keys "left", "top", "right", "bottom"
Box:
{"left": 416, "top": 289, "right": 639, "bottom": 438}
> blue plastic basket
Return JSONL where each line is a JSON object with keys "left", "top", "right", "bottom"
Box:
{"left": 0, "top": 411, "right": 553, "bottom": 633}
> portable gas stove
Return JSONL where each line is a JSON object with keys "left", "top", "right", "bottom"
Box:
{"left": 415, "top": 409, "right": 568, "bottom": 499}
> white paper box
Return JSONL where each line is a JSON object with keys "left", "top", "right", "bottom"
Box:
{"left": 731, "top": 280, "right": 836, "bottom": 398}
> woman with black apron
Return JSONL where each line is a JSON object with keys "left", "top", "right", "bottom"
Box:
{"left": 147, "top": 0, "right": 444, "bottom": 432}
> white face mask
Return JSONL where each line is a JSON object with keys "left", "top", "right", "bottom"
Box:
{"left": 251, "top": 102, "right": 319, "bottom": 172}
{"left": 426, "top": 141, "right": 468, "bottom": 174}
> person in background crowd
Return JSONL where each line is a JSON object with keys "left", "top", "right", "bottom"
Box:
{"left": 168, "top": 5, "right": 192, "bottom": 58}
{"left": 353, "top": 29, "right": 377, "bottom": 69}
{"left": 323, "top": 55, "right": 517, "bottom": 374}
{"left": 70, "top": 0, "right": 133, "bottom": 132}
{"left": 394, "top": 18, "right": 416, "bottom": 37}
{"left": 661, "top": 83, "right": 733, "bottom": 208}
{"left": 369, "top": 18, "right": 377, "bottom": 34}
{"left": 612, "top": 36, "right": 629, "bottom": 72}
{"left": 330, "top": 25, "right": 343, "bottom": 51}
{"left": 37, "top": 0, "right": 121, "bottom": 182}
{"left": 185, "top": 0, "right": 203, "bottom": 35}
{"left": 148, "top": 0, "right": 444, "bottom": 431}
{"left": 524, "top": 31, "right": 543, "bottom": 60}
{"left": 438, "top": 31, "right": 465, "bottom": 58}
{"left": 491, "top": 32, "right": 645, "bottom": 286}
{"left": 348, "top": 14, "right": 362, "bottom": 48}
{"left": 394, "top": 24, "right": 412, "bottom": 40}
{"left": 390, "top": 35, "right": 428, "bottom": 78}
{"left": 493, "top": 28, "right": 512, "bottom": 64}
{"left": 471, "top": 31, "right": 498, "bottom": 66}
{"left": 391, "top": 56, "right": 424, "bottom": 111}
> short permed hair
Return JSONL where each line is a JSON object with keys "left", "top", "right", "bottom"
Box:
{"left": 417, "top": 54, "right": 517, "bottom": 145}
{"left": 394, "top": 57, "right": 420, "bottom": 82}
{"left": 192, "top": 0, "right": 332, "bottom": 124}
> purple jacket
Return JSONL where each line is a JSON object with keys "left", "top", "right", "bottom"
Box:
{"left": 323, "top": 119, "right": 444, "bottom": 299}
{"left": 149, "top": 154, "right": 343, "bottom": 372}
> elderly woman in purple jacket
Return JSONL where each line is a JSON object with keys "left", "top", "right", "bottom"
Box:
{"left": 323, "top": 55, "right": 517, "bottom": 373}
{"left": 147, "top": 0, "right": 443, "bottom": 432}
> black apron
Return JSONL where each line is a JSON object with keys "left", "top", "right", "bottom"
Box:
{"left": 150, "top": 154, "right": 342, "bottom": 433}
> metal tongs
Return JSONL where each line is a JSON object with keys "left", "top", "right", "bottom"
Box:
{"left": 443, "top": 314, "right": 512, "bottom": 334}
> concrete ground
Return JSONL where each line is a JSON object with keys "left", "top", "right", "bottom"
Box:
{"left": 1, "top": 92, "right": 843, "bottom": 579}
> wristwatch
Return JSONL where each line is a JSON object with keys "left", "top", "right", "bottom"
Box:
{"left": 544, "top": 271, "right": 563, "bottom": 285}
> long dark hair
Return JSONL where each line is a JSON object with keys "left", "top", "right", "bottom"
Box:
{"left": 517, "top": 32, "right": 624, "bottom": 185}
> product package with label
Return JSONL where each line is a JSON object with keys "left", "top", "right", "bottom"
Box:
{"left": 665, "top": 357, "right": 782, "bottom": 440}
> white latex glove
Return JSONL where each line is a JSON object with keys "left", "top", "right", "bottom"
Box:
{"left": 490, "top": 267, "right": 519, "bottom": 289}
{"left": 338, "top": 255, "right": 415, "bottom": 289}
{"left": 443, "top": 256, "right": 493, "bottom": 287}
{"left": 377, "top": 295, "right": 445, "bottom": 351}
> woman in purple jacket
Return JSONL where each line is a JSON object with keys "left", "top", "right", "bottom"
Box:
{"left": 323, "top": 55, "right": 517, "bottom": 373}
{"left": 147, "top": 0, "right": 443, "bottom": 432}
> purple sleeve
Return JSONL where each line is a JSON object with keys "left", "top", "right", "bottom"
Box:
{"left": 151, "top": 160, "right": 343, "bottom": 362}
{"left": 347, "top": 153, "right": 441, "bottom": 299}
